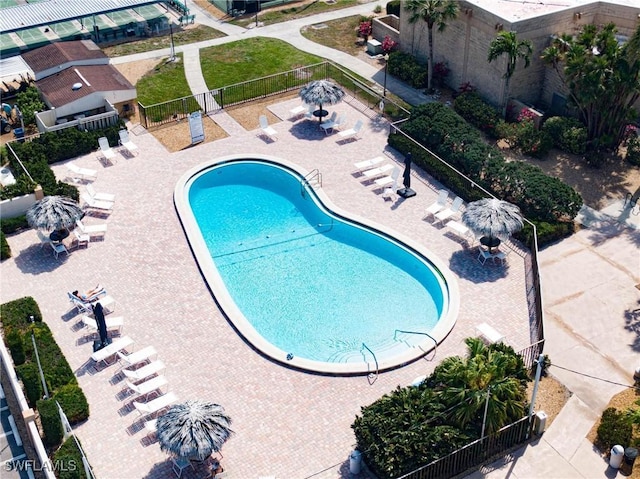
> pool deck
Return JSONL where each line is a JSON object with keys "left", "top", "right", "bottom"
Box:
{"left": 0, "top": 99, "right": 533, "bottom": 479}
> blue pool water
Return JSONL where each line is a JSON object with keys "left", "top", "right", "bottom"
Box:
{"left": 181, "top": 158, "right": 453, "bottom": 372}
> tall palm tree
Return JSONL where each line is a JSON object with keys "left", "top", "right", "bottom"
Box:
{"left": 405, "top": 0, "right": 459, "bottom": 91}
{"left": 488, "top": 31, "right": 533, "bottom": 115}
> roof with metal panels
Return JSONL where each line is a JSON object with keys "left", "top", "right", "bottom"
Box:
{"left": 0, "top": 0, "right": 165, "bottom": 34}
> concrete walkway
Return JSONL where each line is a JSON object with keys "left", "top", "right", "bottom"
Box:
{"left": 113, "top": 3, "right": 640, "bottom": 477}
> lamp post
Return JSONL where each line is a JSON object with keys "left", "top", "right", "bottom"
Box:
{"left": 383, "top": 53, "right": 389, "bottom": 97}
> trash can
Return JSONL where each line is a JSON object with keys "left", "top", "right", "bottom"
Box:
{"left": 349, "top": 449, "right": 362, "bottom": 475}
{"left": 621, "top": 447, "right": 638, "bottom": 475}
{"left": 610, "top": 445, "right": 625, "bottom": 469}
{"left": 13, "top": 127, "right": 24, "bottom": 143}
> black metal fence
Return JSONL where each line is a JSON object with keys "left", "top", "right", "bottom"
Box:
{"left": 138, "top": 61, "right": 410, "bottom": 130}
{"left": 396, "top": 417, "right": 534, "bottom": 479}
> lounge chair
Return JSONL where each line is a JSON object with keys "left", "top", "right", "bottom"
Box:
{"left": 66, "top": 162, "right": 97, "bottom": 182}
{"left": 80, "top": 314, "right": 124, "bottom": 337}
{"left": 432, "top": 196, "right": 464, "bottom": 225}
{"left": 98, "top": 137, "right": 116, "bottom": 163}
{"left": 86, "top": 184, "right": 115, "bottom": 203}
{"left": 81, "top": 193, "right": 113, "bottom": 213}
{"left": 76, "top": 219, "right": 107, "bottom": 239}
{"left": 361, "top": 163, "right": 394, "bottom": 181}
{"left": 90, "top": 336, "right": 134, "bottom": 368}
{"left": 337, "top": 120, "right": 363, "bottom": 142}
{"left": 424, "top": 189, "right": 449, "bottom": 220}
{"left": 258, "top": 115, "right": 277, "bottom": 142}
{"left": 122, "top": 360, "right": 166, "bottom": 382}
{"left": 354, "top": 157, "right": 384, "bottom": 173}
{"left": 132, "top": 391, "right": 178, "bottom": 417}
{"left": 73, "top": 229, "right": 90, "bottom": 249}
{"left": 373, "top": 166, "right": 400, "bottom": 190}
{"left": 125, "top": 375, "right": 167, "bottom": 400}
{"left": 320, "top": 113, "right": 346, "bottom": 135}
{"left": 117, "top": 345, "right": 158, "bottom": 368}
{"left": 289, "top": 104, "right": 311, "bottom": 120}
{"left": 476, "top": 322, "right": 505, "bottom": 343}
{"left": 118, "top": 130, "right": 138, "bottom": 156}
{"left": 445, "top": 220, "right": 473, "bottom": 243}
{"left": 50, "top": 242, "right": 69, "bottom": 259}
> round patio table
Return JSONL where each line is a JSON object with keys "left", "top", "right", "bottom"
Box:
{"left": 480, "top": 236, "right": 501, "bottom": 251}
{"left": 49, "top": 229, "right": 70, "bottom": 242}
{"left": 312, "top": 109, "right": 329, "bottom": 118}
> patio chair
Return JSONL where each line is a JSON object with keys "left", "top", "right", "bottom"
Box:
{"left": 424, "top": 189, "right": 449, "bottom": 220}
{"left": 118, "top": 129, "right": 139, "bottom": 156}
{"left": 80, "top": 314, "right": 124, "bottom": 337}
{"left": 360, "top": 163, "right": 394, "bottom": 181}
{"left": 122, "top": 359, "right": 166, "bottom": 382}
{"left": 258, "top": 115, "right": 278, "bottom": 142}
{"left": 66, "top": 162, "right": 97, "bottom": 182}
{"left": 337, "top": 120, "right": 363, "bottom": 142}
{"left": 76, "top": 219, "right": 107, "bottom": 239}
{"left": 318, "top": 111, "right": 337, "bottom": 131}
{"left": 373, "top": 166, "right": 400, "bottom": 191}
{"left": 353, "top": 156, "right": 384, "bottom": 173}
{"left": 125, "top": 375, "right": 167, "bottom": 401}
{"left": 117, "top": 345, "right": 158, "bottom": 369}
{"left": 50, "top": 241, "right": 69, "bottom": 259}
{"left": 90, "top": 336, "right": 134, "bottom": 368}
{"left": 86, "top": 184, "right": 115, "bottom": 203}
{"left": 445, "top": 220, "right": 472, "bottom": 242}
{"left": 320, "top": 113, "right": 346, "bottom": 135}
{"left": 81, "top": 193, "right": 113, "bottom": 213}
{"left": 432, "top": 196, "right": 464, "bottom": 226}
{"left": 36, "top": 230, "right": 52, "bottom": 249}
{"left": 171, "top": 455, "right": 194, "bottom": 478}
{"left": 289, "top": 103, "right": 310, "bottom": 120}
{"left": 73, "top": 229, "right": 90, "bottom": 249}
{"left": 132, "top": 391, "right": 178, "bottom": 417}
{"left": 98, "top": 137, "right": 116, "bottom": 163}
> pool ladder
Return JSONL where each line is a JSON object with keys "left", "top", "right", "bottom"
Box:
{"left": 360, "top": 343, "right": 378, "bottom": 384}
{"left": 393, "top": 330, "right": 438, "bottom": 361}
{"left": 301, "top": 169, "right": 322, "bottom": 197}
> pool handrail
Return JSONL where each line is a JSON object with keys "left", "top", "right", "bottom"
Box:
{"left": 360, "top": 342, "right": 379, "bottom": 384}
{"left": 393, "top": 329, "right": 437, "bottom": 360}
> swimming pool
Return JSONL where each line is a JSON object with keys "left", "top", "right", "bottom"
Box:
{"left": 175, "top": 155, "right": 459, "bottom": 374}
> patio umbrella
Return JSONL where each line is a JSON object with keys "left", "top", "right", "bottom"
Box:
{"left": 92, "top": 302, "right": 108, "bottom": 348}
{"left": 298, "top": 80, "right": 345, "bottom": 124}
{"left": 156, "top": 400, "right": 233, "bottom": 461}
{"left": 26, "top": 195, "right": 83, "bottom": 232}
{"left": 462, "top": 198, "right": 523, "bottom": 250}
{"left": 398, "top": 153, "right": 416, "bottom": 198}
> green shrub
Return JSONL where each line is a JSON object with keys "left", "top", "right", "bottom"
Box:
{"left": 387, "top": 51, "right": 427, "bottom": 88}
{"left": 5, "top": 328, "right": 26, "bottom": 365}
{"left": 37, "top": 398, "right": 64, "bottom": 448}
{"left": 28, "top": 323, "right": 77, "bottom": 392}
{"left": 0, "top": 230, "right": 10, "bottom": 260}
{"left": 0, "top": 215, "right": 29, "bottom": 234}
{"left": 596, "top": 407, "right": 633, "bottom": 453}
{"left": 386, "top": 0, "right": 400, "bottom": 16}
{"left": 53, "top": 437, "right": 87, "bottom": 479}
{"left": 0, "top": 296, "right": 42, "bottom": 330}
{"left": 516, "top": 120, "right": 554, "bottom": 158}
{"left": 16, "top": 86, "right": 46, "bottom": 126}
{"left": 17, "top": 362, "right": 43, "bottom": 408}
{"left": 542, "top": 116, "right": 588, "bottom": 155}
{"left": 54, "top": 384, "right": 89, "bottom": 425}
{"left": 626, "top": 136, "right": 640, "bottom": 166}
{"left": 453, "top": 92, "right": 500, "bottom": 136}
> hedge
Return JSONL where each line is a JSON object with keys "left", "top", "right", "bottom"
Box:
{"left": 37, "top": 398, "right": 64, "bottom": 448}
{"left": 17, "top": 362, "right": 43, "bottom": 408}
{"left": 1, "top": 230, "right": 10, "bottom": 260}
{"left": 53, "top": 437, "right": 88, "bottom": 479}
{"left": 53, "top": 384, "right": 90, "bottom": 424}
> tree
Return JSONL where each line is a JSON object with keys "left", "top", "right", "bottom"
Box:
{"left": 541, "top": 23, "right": 640, "bottom": 148}
{"left": 488, "top": 31, "right": 533, "bottom": 115}
{"left": 405, "top": 0, "right": 459, "bottom": 91}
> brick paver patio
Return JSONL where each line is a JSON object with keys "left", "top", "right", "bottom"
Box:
{"left": 0, "top": 98, "right": 532, "bottom": 479}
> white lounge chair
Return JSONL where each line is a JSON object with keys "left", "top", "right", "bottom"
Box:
{"left": 321, "top": 114, "right": 346, "bottom": 134}
{"left": 337, "top": 120, "right": 363, "bottom": 142}
{"left": 91, "top": 336, "right": 134, "bottom": 367}
{"left": 98, "top": 137, "right": 116, "bottom": 163}
{"left": 80, "top": 314, "right": 124, "bottom": 337}
{"left": 86, "top": 184, "right": 115, "bottom": 203}
{"left": 118, "top": 129, "right": 138, "bottom": 156}
{"left": 81, "top": 193, "right": 113, "bottom": 213}
{"left": 289, "top": 104, "right": 311, "bottom": 120}
{"left": 445, "top": 220, "right": 473, "bottom": 243}
{"left": 432, "top": 196, "right": 464, "bottom": 225}
{"left": 424, "top": 189, "right": 449, "bottom": 219}
{"left": 125, "top": 375, "right": 167, "bottom": 400}
{"left": 476, "top": 322, "right": 505, "bottom": 343}
{"left": 122, "top": 360, "right": 166, "bottom": 382}
{"left": 76, "top": 219, "right": 107, "bottom": 239}
{"left": 117, "top": 345, "right": 158, "bottom": 368}
{"left": 73, "top": 229, "right": 90, "bottom": 249}
{"left": 66, "top": 162, "right": 97, "bottom": 182}
{"left": 361, "top": 163, "right": 394, "bottom": 180}
{"left": 68, "top": 292, "right": 115, "bottom": 315}
{"left": 132, "top": 391, "right": 178, "bottom": 417}
{"left": 354, "top": 157, "right": 385, "bottom": 173}
{"left": 258, "top": 115, "right": 277, "bottom": 142}
{"left": 373, "top": 166, "right": 400, "bottom": 190}
{"left": 50, "top": 242, "right": 69, "bottom": 259}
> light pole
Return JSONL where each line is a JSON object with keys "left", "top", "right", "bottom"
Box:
{"left": 383, "top": 53, "right": 389, "bottom": 97}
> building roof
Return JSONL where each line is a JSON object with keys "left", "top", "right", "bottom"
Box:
{"left": 0, "top": 0, "right": 164, "bottom": 34}
{"left": 21, "top": 40, "right": 106, "bottom": 76}
{"left": 37, "top": 64, "right": 134, "bottom": 108}
{"left": 0, "top": 55, "right": 34, "bottom": 83}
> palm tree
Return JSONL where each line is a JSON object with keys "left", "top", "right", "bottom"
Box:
{"left": 405, "top": 0, "right": 459, "bottom": 91}
{"left": 487, "top": 31, "right": 533, "bottom": 115}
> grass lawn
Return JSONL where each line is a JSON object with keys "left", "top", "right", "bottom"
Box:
{"left": 200, "top": 38, "right": 322, "bottom": 89}
{"left": 136, "top": 54, "right": 191, "bottom": 105}
{"left": 300, "top": 15, "right": 364, "bottom": 57}
{"left": 101, "top": 25, "right": 226, "bottom": 57}
{"left": 232, "top": 0, "right": 367, "bottom": 27}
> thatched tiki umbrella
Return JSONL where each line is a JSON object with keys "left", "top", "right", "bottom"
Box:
{"left": 156, "top": 400, "right": 233, "bottom": 461}
{"left": 26, "top": 196, "right": 83, "bottom": 232}
{"left": 299, "top": 80, "right": 345, "bottom": 123}
{"left": 462, "top": 198, "right": 523, "bottom": 251}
